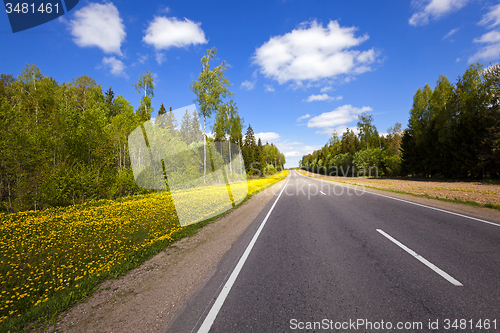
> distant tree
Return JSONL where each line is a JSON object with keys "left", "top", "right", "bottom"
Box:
{"left": 357, "top": 112, "right": 379, "bottom": 149}
{"left": 243, "top": 124, "right": 256, "bottom": 174}
{"left": 340, "top": 128, "right": 360, "bottom": 155}
{"left": 180, "top": 109, "right": 191, "bottom": 144}
{"left": 105, "top": 87, "right": 118, "bottom": 117}
{"left": 189, "top": 109, "right": 203, "bottom": 143}
{"left": 132, "top": 70, "right": 154, "bottom": 122}
{"left": 158, "top": 103, "right": 167, "bottom": 116}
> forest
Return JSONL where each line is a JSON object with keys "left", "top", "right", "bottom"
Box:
{"left": 300, "top": 63, "right": 500, "bottom": 179}
{"left": 0, "top": 48, "right": 285, "bottom": 213}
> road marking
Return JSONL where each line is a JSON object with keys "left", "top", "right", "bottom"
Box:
{"left": 197, "top": 176, "right": 291, "bottom": 333}
{"left": 297, "top": 171, "right": 500, "bottom": 228}
{"left": 320, "top": 191, "right": 326, "bottom": 195}
{"left": 377, "top": 229, "right": 463, "bottom": 286}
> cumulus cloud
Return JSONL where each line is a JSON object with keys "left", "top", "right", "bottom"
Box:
{"left": 69, "top": 2, "right": 126, "bottom": 55}
{"left": 304, "top": 94, "right": 343, "bottom": 102}
{"left": 296, "top": 114, "right": 311, "bottom": 122}
{"left": 241, "top": 80, "right": 256, "bottom": 90}
{"left": 255, "top": 132, "right": 281, "bottom": 142}
{"left": 102, "top": 56, "right": 127, "bottom": 77}
{"left": 253, "top": 20, "right": 378, "bottom": 85}
{"left": 409, "top": 0, "right": 469, "bottom": 26}
{"left": 143, "top": 16, "right": 207, "bottom": 50}
{"left": 307, "top": 104, "right": 372, "bottom": 135}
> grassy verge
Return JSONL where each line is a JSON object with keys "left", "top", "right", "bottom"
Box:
{"left": 298, "top": 170, "right": 500, "bottom": 212}
{"left": 0, "top": 171, "right": 288, "bottom": 333}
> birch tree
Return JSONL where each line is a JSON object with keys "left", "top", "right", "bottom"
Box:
{"left": 133, "top": 70, "right": 154, "bottom": 122}
{"left": 190, "top": 47, "right": 231, "bottom": 185}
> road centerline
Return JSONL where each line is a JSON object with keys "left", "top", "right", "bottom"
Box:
{"left": 376, "top": 229, "right": 463, "bottom": 287}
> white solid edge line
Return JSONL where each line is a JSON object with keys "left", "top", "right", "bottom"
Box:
{"left": 377, "top": 229, "right": 463, "bottom": 286}
{"left": 197, "top": 175, "right": 291, "bottom": 333}
{"left": 297, "top": 171, "right": 500, "bottom": 228}
{"left": 320, "top": 191, "right": 326, "bottom": 195}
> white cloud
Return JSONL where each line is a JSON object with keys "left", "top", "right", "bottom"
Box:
{"left": 138, "top": 53, "right": 149, "bottom": 64}
{"left": 469, "top": 42, "right": 500, "bottom": 63}
{"left": 275, "top": 141, "right": 320, "bottom": 159}
{"left": 305, "top": 94, "right": 331, "bottom": 102}
{"left": 255, "top": 132, "right": 281, "bottom": 142}
{"left": 479, "top": 4, "right": 500, "bottom": 28}
{"left": 303, "top": 94, "right": 343, "bottom": 102}
{"left": 307, "top": 104, "right": 372, "bottom": 130}
{"left": 473, "top": 30, "right": 500, "bottom": 44}
{"left": 253, "top": 20, "right": 378, "bottom": 84}
{"left": 320, "top": 86, "right": 333, "bottom": 93}
{"left": 69, "top": 2, "right": 126, "bottom": 55}
{"left": 241, "top": 80, "right": 255, "bottom": 90}
{"left": 443, "top": 28, "right": 459, "bottom": 40}
{"left": 143, "top": 16, "right": 207, "bottom": 50}
{"left": 296, "top": 114, "right": 311, "bottom": 122}
{"left": 469, "top": 30, "right": 500, "bottom": 63}
{"left": 409, "top": 0, "right": 469, "bottom": 26}
{"left": 102, "top": 56, "right": 127, "bottom": 77}
{"left": 156, "top": 52, "right": 167, "bottom": 64}
{"left": 265, "top": 84, "right": 275, "bottom": 92}
{"left": 284, "top": 151, "right": 301, "bottom": 157}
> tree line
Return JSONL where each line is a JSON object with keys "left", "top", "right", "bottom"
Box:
{"left": 400, "top": 63, "right": 500, "bottom": 178}
{"left": 0, "top": 48, "right": 285, "bottom": 213}
{"left": 300, "top": 62, "right": 500, "bottom": 180}
{"left": 300, "top": 113, "right": 403, "bottom": 177}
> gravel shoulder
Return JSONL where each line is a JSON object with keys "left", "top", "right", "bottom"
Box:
{"left": 39, "top": 179, "right": 286, "bottom": 333}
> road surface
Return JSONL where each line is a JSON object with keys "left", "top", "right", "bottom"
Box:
{"left": 166, "top": 170, "right": 500, "bottom": 332}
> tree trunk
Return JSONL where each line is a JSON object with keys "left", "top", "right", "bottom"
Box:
{"left": 203, "top": 113, "right": 207, "bottom": 186}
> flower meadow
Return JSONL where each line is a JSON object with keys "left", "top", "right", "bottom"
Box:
{"left": 0, "top": 171, "right": 287, "bottom": 331}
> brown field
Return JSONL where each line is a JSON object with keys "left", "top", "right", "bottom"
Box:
{"left": 299, "top": 170, "right": 500, "bottom": 207}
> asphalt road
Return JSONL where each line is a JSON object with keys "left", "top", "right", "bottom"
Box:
{"left": 166, "top": 170, "right": 500, "bottom": 333}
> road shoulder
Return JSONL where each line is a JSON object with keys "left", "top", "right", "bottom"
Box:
{"left": 44, "top": 180, "right": 286, "bottom": 333}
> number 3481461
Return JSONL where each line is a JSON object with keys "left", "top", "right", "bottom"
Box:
{"left": 5, "top": 3, "right": 59, "bottom": 14}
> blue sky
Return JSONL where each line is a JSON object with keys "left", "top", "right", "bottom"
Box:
{"left": 2, "top": 0, "right": 500, "bottom": 167}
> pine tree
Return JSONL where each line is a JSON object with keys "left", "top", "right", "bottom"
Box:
{"left": 158, "top": 103, "right": 167, "bottom": 116}
{"left": 190, "top": 109, "right": 203, "bottom": 143}
{"left": 243, "top": 124, "right": 256, "bottom": 174}
{"left": 180, "top": 109, "right": 191, "bottom": 144}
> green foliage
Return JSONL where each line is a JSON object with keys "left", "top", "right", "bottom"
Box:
{"left": 0, "top": 64, "right": 147, "bottom": 213}
{"left": 401, "top": 63, "right": 499, "bottom": 179}
{"left": 133, "top": 70, "right": 154, "bottom": 122}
